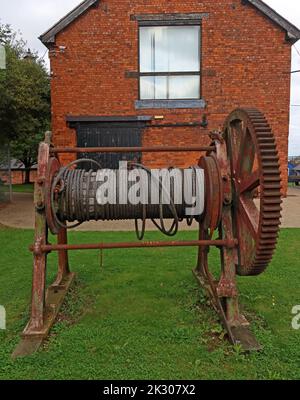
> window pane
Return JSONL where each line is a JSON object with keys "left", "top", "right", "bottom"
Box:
{"left": 140, "top": 75, "right": 200, "bottom": 100}
{"left": 169, "top": 76, "right": 200, "bottom": 99}
{"left": 140, "top": 26, "right": 200, "bottom": 73}
{"left": 140, "top": 76, "right": 167, "bottom": 99}
{"left": 140, "top": 28, "right": 154, "bottom": 73}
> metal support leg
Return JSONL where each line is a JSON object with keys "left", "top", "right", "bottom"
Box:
{"left": 12, "top": 191, "right": 49, "bottom": 358}
{"left": 193, "top": 217, "right": 262, "bottom": 351}
{"left": 27, "top": 210, "right": 48, "bottom": 332}
{"left": 217, "top": 206, "right": 240, "bottom": 322}
{"left": 53, "top": 227, "right": 70, "bottom": 286}
{"left": 13, "top": 220, "right": 75, "bottom": 359}
{"left": 194, "top": 224, "right": 218, "bottom": 313}
{"left": 218, "top": 207, "right": 262, "bottom": 350}
{"left": 12, "top": 140, "right": 75, "bottom": 358}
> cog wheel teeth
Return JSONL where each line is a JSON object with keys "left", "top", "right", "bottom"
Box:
{"left": 224, "top": 108, "right": 282, "bottom": 276}
{"left": 258, "top": 139, "right": 276, "bottom": 144}
{"left": 260, "top": 145, "right": 277, "bottom": 151}
{"left": 263, "top": 175, "right": 281, "bottom": 181}
{"left": 262, "top": 206, "right": 282, "bottom": 212}
{"left": 248, "top": 109, "right": 282, "bottom": 275}
{"left": 262, "top": 198, "right": 282, "bottom": 205}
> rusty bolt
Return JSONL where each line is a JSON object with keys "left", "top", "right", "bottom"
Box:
{"left": 224, "top": 196, "right": 231, "bottom": 205}
{"left": 32, "top": 239, "right": 43, "bottom": 256}
{"left": 37, "top": 178, "right": 45, "bottom": 185}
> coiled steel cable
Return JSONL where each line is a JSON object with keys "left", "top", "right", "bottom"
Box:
{"left": 54, "top": 161, "right": 204, "bottom": 238}
{"left": 51, "top": 158, "right": 102, "bottom": 230}
{"left": 130, "top": 163, "right": 179, "bottom": 239}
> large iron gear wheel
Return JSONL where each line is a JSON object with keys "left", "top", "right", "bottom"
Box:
{"left": 223, "top": 108, "right": 282, "bottom": 276}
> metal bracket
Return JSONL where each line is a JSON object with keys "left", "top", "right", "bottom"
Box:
{"left": 12, "top": 273, "right": 75, "bottom": 358}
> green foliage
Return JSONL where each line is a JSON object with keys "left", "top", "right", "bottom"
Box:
{"left": 0, "top": 23, "right": 26, "bottom": 58}
{"left": 0, "top": 228, "right": 299, "bottom": 380}
{"left": 0, "top": 23, "right": 50, "bottom": 173}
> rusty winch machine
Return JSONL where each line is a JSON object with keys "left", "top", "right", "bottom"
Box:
{"left": 13, "top": 109, "right": 282, "bottom": 357}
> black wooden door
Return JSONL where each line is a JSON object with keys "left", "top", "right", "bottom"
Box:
{"left": 76, "top": 122, "right": 144, "bottom": 170}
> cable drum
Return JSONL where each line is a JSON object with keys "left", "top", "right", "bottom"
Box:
{"left": 57, "top": 166, "right": 205, "bottom": 224}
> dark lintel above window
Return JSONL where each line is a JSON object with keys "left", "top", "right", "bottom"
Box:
{"left": 131, "top": 13, "right": 209, "bottom": 26}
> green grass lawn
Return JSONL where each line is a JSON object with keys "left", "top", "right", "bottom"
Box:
{"left": 0, "top": 227, "right": 299, "bottom": 380}
{"left": 12, "top": 184, "right": 34, "bottom": 193}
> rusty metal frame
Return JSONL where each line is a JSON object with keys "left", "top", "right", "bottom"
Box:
{"left": 193, "top": 133, "right": 262, "bottom": 351}
{"left": 13, "top": 136, "right": 76, "bottom": 358}
{"left": 30, "top": 239, "right": 237, "bottom": 254}
{"left": 13, "top": 109, "right": 282, "bottom": 357}
{"left": 12, "top": 141, "right": 221, "bottom": 358}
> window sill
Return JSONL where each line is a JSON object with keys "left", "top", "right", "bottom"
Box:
{"left": 135, "top": 99, "right": 206, "bottom": 110}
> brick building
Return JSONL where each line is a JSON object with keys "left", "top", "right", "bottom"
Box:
{"left": 40, "top": 0, "right": 300, "bottom": 193}
{"left": 0, "top": 159, "right": 37, "bottom": 185}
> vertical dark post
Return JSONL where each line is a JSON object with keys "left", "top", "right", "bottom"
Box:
{"left": 7, "top": 144, "right": 12, "bottom": 202}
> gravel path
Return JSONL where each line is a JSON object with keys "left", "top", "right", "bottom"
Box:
{"left": 0, "top": 188, "right": 299, "bottom": 230}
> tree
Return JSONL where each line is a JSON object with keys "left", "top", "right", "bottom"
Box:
{"left": 0, "top": 23, "right": 50, "bottom": 183}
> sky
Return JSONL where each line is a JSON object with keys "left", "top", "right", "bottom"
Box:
{"left": 0, "top": 0, "right": 299, "bottom": 156}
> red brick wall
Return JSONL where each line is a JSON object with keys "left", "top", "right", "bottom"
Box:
{"left": 49, "top": 0, "right": 292, "bottom": 193}
{"left": 0, "top": 170, "right": 37, "bottom": 185}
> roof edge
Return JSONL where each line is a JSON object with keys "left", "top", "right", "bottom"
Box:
{"left": 39, "top": 0, "right": 300, "bottom": 47}
{"left": 39, "top": 0, "right": 99, "bottom": 46}
{"left": 243, "top": 0, "right": 300, "bottom": 42}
